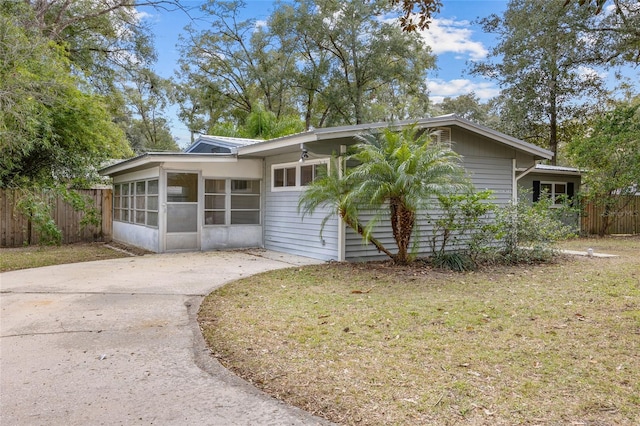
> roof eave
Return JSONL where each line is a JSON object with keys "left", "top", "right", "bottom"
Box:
{"left": 99, "top": 153, "right": 237, "bottom": 176}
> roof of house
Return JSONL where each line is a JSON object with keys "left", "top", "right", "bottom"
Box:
{"left": 184, "top": 135, "right": 262, "bottom": 153}
{"left": 99, "top": 152, "right": 240, "bottom": 176}
{"left": 100, "top": 115, "right": 555, "bottom": 176}
{"left": 236, "top": 114, "right": 554, "bottom": 160}
{"left": 532, "top": 164, "right": 582, "bottom": 176}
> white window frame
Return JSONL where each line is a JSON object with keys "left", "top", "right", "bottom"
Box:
{"left": 271, "top": 159, "right": 330, "bottom": 192}
{"left": 203, "top": 178, "right": 261, "bottom": 226}
{"left": 113, "top": 179, "right": 159, "bottom": 228}
{"left": 540, "top": 181, "right": 568, "bottom": 207}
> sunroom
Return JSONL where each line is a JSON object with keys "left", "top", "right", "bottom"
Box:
{"left": 101, "top": 152, "right": 263, "bottom": 253}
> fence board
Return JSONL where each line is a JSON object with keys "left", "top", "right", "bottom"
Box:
{"left": 0, "top": 188, "right": 113, "bottom": 247}
{"left": 581, "top": 196, "right": 640, "bottom": 235}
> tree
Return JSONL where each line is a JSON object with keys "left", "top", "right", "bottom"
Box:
{"left": 299, "top": 126, "right": 467, "bottom": 264}
{"left": 432, "top": 92, "right": 497, "bottom": 126}
{"left": 471, "top": 0, "right": 608, "bottom": 164}
{"left": 298, "top": 158, "right": 396, "bottom": 259}
{"left": 567, "top": 100, "right": 640, "bottom": 235}
{"left": 297, "top": 0, "right": 435, "bottom": 126}
{"left": 176, "top": 0, "right": 435, "bottom": 133}
{"left": 382, "top": 0, "right": 616, "bottom": 32}
{"left": 586, "top": 0, "right": 640, "bottom": 65}
{"left": 122, "top": 68, "right": 179, "bottom": 152}
{"left": 19, "top": 0, "right": 182, "bottom": 150}
{"left": 0, "top": 5, "right": 131, "bottom": 188}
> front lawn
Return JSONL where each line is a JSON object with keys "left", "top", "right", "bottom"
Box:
{"left": 199, "top": 236, "right": 640, "bottom": 425}
{"left": 0, "top": 243, "right": 132, "bottom": 272}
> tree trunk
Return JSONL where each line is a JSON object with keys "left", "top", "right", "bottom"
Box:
{"left": 390, "top": 198, "right": 415, "bottom": 264}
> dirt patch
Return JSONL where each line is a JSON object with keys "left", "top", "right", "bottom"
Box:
{"left": 104, "top": 241, "right": 153, "bottom": 256}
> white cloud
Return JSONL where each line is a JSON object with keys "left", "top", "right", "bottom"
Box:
{"left": 427, "top": 78, "right": 500, "bottom": 103}
{"left": 577, "top": 65, "right": 607, "bottom": 81}
{"left": 254, "top": 20, "right": 267, "bottom": 29}
{"left": 418, "top": 18, "right": 488, "bottom": 61}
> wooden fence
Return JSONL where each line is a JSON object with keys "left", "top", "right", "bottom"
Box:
{"left": 0, "top": 188, "right": 112, "bottom": 247}
{"left": 581, "top": 196, "right": 640, "bottom": 235}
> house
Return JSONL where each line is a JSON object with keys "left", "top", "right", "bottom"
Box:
{"left": 99, "top": 114, "right": 581, "bottom": 261}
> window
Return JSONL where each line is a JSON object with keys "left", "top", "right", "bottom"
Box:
{"left": 204, "top": 179, "right": 260, "bottom": 225}
{"left": 113, "top": 179, "right": 159, "bottom": 227}
{"left": 534, "top": 181, "right": 574, "bottom": 206}
{"left": 204, "top": 179, "right": 226, "bottom": 225}
{"left": 300, "top": 163, "right": 327, "bottom": 186}
{"left": 272, "top": 160, "right": 329, "bottom": 190}
{"left": 167, "top": 173, "right": 197, "bottom": 202}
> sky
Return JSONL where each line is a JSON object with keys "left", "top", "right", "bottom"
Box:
{"left": 139, "top": 0, "right": 634, "bottom": 147}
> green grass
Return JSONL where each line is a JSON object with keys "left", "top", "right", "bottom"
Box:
{"left": 199, "top": 236, "right": 640, "bottom": 425}
{"left": 0, "top": 243, "right": 131, "bottom": 272}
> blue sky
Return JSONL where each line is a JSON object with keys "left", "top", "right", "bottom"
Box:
{"left": 140, "top": 1, "right": 634, "bottom": 147}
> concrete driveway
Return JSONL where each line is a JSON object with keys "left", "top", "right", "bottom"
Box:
{"left": 0, "top": 249, "right": 333, "bottom": 425}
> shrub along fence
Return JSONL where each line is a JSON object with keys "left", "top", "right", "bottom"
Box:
{"left": 0, "top": 188, "right": 112, "bottom": 247}
{"left": 581, "top": 196, "right": 640, "bottom": 235}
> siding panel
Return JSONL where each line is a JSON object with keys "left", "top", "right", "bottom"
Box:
{"left": 345, "top": 155, "right": 514, "bottom": 261}
{"left": 264, "top": 156, "right": 339, "bottom": 261}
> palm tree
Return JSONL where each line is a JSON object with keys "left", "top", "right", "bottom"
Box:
{"left": 298, "top": 158, "right": 395, "bottom": 259}
{"left": 299, "top": 125, "right": 468, "bottom": 264}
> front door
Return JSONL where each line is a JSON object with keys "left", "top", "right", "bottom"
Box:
{"left": 165, "top": 172, "right": 200, "bottom": 251}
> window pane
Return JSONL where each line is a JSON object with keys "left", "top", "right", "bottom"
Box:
{"left": 540, "top": 183, "right": 552, "bottom": 196}
{"left": 147, "top": 196, "right": 158, "bottom": 211}
{"left": 167, "top": 173, "right": 198, "bottom": 202}
{"left": 147, "top": 212, "right": 158, "bottom": 227}
{"left": 231, "top": 195, "right": 260, "bottom": 210}
{"left": 205, "top": 179, "right": 225, "bottom": 193}
{"left": 122, "top": 183, "right": 129, "bottom": 195}
{"left": 114, "top": 184, "right": 121, "bottom": 196}
{"left": 147, "top": 180, "right": 158, "bottom": 195}
{"left": 136, "top": 181, "right": 146, "bottom": 195}
{"left": 122, "top": 196, "right": 129, "bottom": 209}
{"left": 315, "top": 163, "right": 327, "bottom": 178}
{"left": 232, "top": 180, "right": 260, "bottom": 194}
{"left": 205, "top": 194, "right": 225, "bottom": 209}
{"left": 231, "top": 211, "right": 260, "bottom": 225}
{"left": 135, "top": 211, "right": 145, "bottom": 224}
{"left": 285, "top": 167, "right": 296, "bottom": 186}
{"left": 274, "top": 168, "right": 284, "bottom": 187}
{"left": 114, "top": 208, "right": 121, "bottom": 222}
{"left": 204, "top": 211, "right": 225, "bottom": 225}
{"left": 555, "top": 184, "right": 566, "bottom": 194}
{"left": 136, "top": 195, "right": 145, "bottom": 209}
{"left": 122, "top": 209, "right": 129, "bottom": 222}
{"left": 300, "top": 165, "right": 313, "bottom": 186}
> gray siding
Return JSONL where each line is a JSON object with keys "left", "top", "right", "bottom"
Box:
{"left": 264, "top": 154, "right": 339, "bottom": 261}
{"left": 345, "top": 155, "right": 514, "bottom": 261}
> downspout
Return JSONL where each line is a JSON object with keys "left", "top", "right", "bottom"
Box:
{"left": 159, "top": 162, "right": 166, "bottom": 253}
{"left": 337, "top": 145, "right": 347, "bottom": 262}
{"left": 261, "top": 157, "right": 266, "bottom": 250}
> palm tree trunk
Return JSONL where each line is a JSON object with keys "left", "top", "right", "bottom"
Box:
{"left": 390, "top": 199, "right": 415, "bottom": 264}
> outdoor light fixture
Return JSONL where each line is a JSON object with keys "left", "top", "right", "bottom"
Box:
{"left": 299, "top": 144, "right": 309, "bottom": 162}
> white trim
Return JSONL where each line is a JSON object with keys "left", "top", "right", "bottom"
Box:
{"left": 540, "top": 181, "right": 569, "bottom": 207}
{"left": 203, "top": 177, "right": 261, "bottom": 226}
{"left": 271, "top": 158, "right": 330, "bottom": 192}
{"left": 164, "top": 169, "right": 202, "bottom": 251}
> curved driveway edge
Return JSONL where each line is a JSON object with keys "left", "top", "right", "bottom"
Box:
{"left": 0, "top": 249, "right": 334, "bottom": 426}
